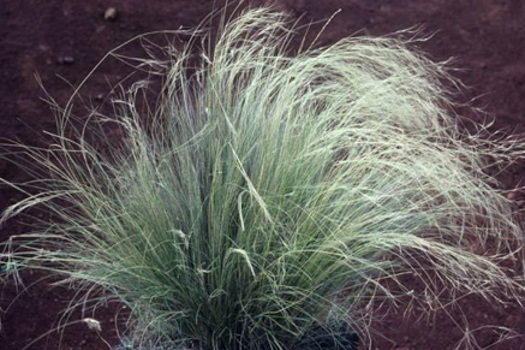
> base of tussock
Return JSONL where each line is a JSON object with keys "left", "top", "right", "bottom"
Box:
{"left": 115, "top": 325, "right": 360, "bottom": 350}
{"left": 2, "top": 6, "right": 525, "bottom": 350}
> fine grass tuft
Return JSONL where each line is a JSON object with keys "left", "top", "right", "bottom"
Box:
{"left": 1, "top": 7, "right": 524, "bottom": 350}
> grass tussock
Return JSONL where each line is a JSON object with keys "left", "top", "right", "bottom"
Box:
{"left": 1, "top": 7, "right": 524, "bottom": 350}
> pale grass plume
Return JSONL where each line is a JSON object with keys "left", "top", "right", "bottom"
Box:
{"left": 1, "top": 6, "right": 525, "bottom": 350}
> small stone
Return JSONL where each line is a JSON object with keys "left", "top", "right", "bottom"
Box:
{"left": 38, "top": 44, "right": 50, "bottom": 52}
{"left": 83, "top": 317, "right": 102, "bottom": 332}
{"left": 506, "top": 191, "right": 517, "bottom": 200}
{"left": 104, "top": 7, "right": 117, "bottom": 20}
{"left": 57, "top": 56, "right": 75, "bottom": 65}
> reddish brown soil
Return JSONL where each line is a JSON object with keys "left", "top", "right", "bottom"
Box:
{"left": 1, "top": 1, "right": 525, "bottom": 349}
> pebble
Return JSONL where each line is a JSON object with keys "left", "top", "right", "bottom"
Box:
{"left": 104, "top": 7, "right": 117, "bottom": 20}
{"left": 506, "top": 191, "right": 517, "bottom": 200}
{"left": 57, "top": 56, "right": 75, "bottom": 65}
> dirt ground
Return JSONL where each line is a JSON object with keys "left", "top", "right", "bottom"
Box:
{"left": 1, "top": 1, "right": 525, "bottom": 349}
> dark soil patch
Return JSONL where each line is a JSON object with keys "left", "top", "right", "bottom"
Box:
{"left": 1, "top": 1, "right": 525, "bottom": 349}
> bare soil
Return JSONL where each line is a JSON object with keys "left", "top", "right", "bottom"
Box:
{"left": 1, "top": 1, "right": 525, "bottom": 349}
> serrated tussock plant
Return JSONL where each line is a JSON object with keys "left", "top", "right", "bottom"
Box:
{"left": 1, "top": 7, "right": 524, "bottom": 350}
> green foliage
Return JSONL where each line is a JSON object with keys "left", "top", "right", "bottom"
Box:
{"left": 1, "top": 7, "right": 524, "bottom": 350}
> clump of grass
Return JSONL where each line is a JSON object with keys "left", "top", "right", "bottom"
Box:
{"left": 1, "top": 7, "right": 524, "bottom": 350}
